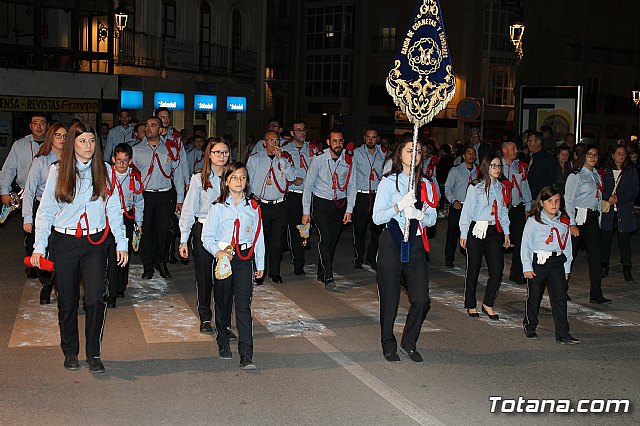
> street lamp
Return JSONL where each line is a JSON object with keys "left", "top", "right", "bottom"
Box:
{"left": 114, "top": 6, "right": 129, "bottom": 36}
{"left": 509, "top": 22, "right": 525, "bottom": 60}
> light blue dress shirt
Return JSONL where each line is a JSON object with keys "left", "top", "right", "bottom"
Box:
{"left": 186, "top": 148, "right": 205, "bottom": 177}
{"left": 22, "top": 151, "right": 57, "bottom": 224}
{"left": 282, "top": 141, "right": 312, "bottom": 192}
{"left": 444, "top": 163, "right": 479, "bottom": 204}
{"left": 104, "top": 125, "right": 134, "bottom": 163}
{"left": 246, "top": 150, "right": 296, "bottom": 201}
{"left": 521, "top": 214, "right": 573, "bottom": 273}
{"left": 179, "top": 171, "right": 221, "bottom": 243}
{"left": 372, "top": 173, "right": 437, "bottom": 228}
{"left": 111, "top": 167, "right": 145, "bottom": 227}
{"left": 353, "top": 145, "right": 385, "bottom": 192}
{"left": 302, "top": 150, "right": 357, "bottom": 214}
{"left": 34, "top": 160, "right": 127, "bottom": 253}
{"left": 201, "top": 196, "right": 266, "bottom": 270}
{"left": 502, "top": 159, "right": 532, "bottom": 209}
{"left": 564, "top": 166, "right": 602, "bottom": 225}
{"left": 132, "top": 137, "right": 185, "bottom": 202}
{"left": 459, "top": 179, "right": 511, "bottom": 237}
{"left": 0, "top": 134, "right": 41, "bottom": 194}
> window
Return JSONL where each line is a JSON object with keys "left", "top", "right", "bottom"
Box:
{"left": 304, "top": 54, "right": 352, "bottom": 98}
{"left": 41, "top": 7, "right": 72, "bottom": 48}
{"left": 306, "top": 5, "right": 354, "bottom": 50}
{"left": 488, "top": 62, "right": 515, "bottom": 106}
{"left": 200, "top": 2, "right": 211, "bottom": 67}
{"left": 232, "top": 10, "right": 241, "bottom": 50}
{"left": 162, "top": 0, "right": 176, "bottom": 39}
{"left": 379, "top": 27, "right": 395, "bottom": 51}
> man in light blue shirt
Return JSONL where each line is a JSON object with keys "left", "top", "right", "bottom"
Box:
{"left": 104, "top": 110, "right": 135, "bottom": 163}
{"left": 302, "top": 129, "right": 356, "bottom": 290}
{"left": 351, "top": 127, "right": 385, "bottom": 270}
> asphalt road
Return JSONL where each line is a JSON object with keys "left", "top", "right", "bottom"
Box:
{"left": 1, "top": 212, "right": 639, "bottom": 425}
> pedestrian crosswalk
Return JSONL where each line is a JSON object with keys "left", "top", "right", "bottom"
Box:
{"left": 7, "top": 261, "right": 639, "bottom": 348}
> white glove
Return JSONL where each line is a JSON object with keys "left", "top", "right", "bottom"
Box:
{"left": 534, "top": 250, "right": 552, "bottom": 265}
{"left": 471, "top": 221, "right": 488, "bottom": 239}
{"left": 396, "top": 191, "right": 416, "bottom": 211}
{"left": 575, "top": 207, "right": 587, "bottom": 226}
{"left": 404, "top": 205, "right": 424, "bottom": 221}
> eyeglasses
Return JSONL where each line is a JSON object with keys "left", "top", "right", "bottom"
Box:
{"left": 586, "top": 152, "right": 599, "bottom": 158}
{"left": 489, "top": 164, "right": 502, "bottom": 169}
{"left": 54, "top": 132, "right": 66, "bottom": 139}
{"left": 211, "top": 150, "right": 230, "bottom": 157}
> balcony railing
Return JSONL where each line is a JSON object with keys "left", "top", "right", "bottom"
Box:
{"left": 115, "top": 30, "right": 256, "bottom": 77}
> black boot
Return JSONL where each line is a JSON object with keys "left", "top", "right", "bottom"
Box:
{"left": 623, "top": 268, "right": 634, "bottom": 282}
{"left": 601, "top": 263, "right": 609, "bottom": 278}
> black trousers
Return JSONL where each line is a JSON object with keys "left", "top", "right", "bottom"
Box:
{"left": 25, "top": 199, "right": 53, "bottom": 288}
{"left": 140, "top": 190, "right": 173, "bottom": 271}
{"left": 464, "top": 223, "right": 504, "bottom": 308}
{"left": 286, "top": 192, "right": 305, "bottom": 270}
{"left": 191, "top": 222, "right": 216, "bottom": 322}
{"left": 523, "top": 253, "right": 570, "bottom": 340}
{"left": 508, "top": 204, "right": 526, "bottom": 278}
{"left": 106, "top": 212, "right": 134, "bottom": 296}
{"left": 445, "top": 206, "right": 463, "bottom": 264}
{"left": 168, "top": 186, "right": 179, "bottom": 261}
{"left": 260, "top": 201, "right": 289, "bottom": 275}
{"left": 601, "top": 212, "right": 632, "bottom": 269}
{"left": 376, "top": 230, "right": 430, "bottom": 353}
{"left": 570, "top": 210, "right": 604, "bottom": 300}
{"left": 352, "top": 192, "right": 383, "bottom": 266}
{"left": 213, "top": 249, "right": 254, "bottom": 359}
{"left": 312, "top": 196, "right": 347, "bottom": 282}
{"left": 51, "top": 231, "right": 108, "bottom": 359}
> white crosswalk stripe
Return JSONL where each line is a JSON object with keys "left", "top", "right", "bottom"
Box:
{"left": 8, "top": 279, "right": 59, "bottom": 347}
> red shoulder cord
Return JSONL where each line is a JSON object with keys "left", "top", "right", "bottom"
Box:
{"left": 366, "top": 149, "right": 382, "bottom": 212}
{"left": 231, "top": 199, "right": 262, "bottom": 260}
{"left": 106, "top": 166, "right": 144, "bottom": 219}
{"left": 467, "top": 166, "right": 481, "bottom": 186}
{"left": 331, "top": 152, "right": 354, "bottom": 208}
{"left": 75, "top": 212, "right": 111, "bottom": 245}
{"left": 165, "top": 131, "right": 183, "bottom": 162}
{"left": 595, "top": 168, "right": 605, "bottom": 200}
{"left": 501, "top": 179, "right": 513, "bottom": 207}
{"left": 424, "top": 156, "right": 439, "bottom": 178}
{"left": 518, "top": 161, "right": 528, "bottom": 181}
{"left": 262, "top": 155, "right": 292, "bottom": 195}
{"left": 416, "top": 180, "right": 439, "bottom": 253}
{"left": 297, "top": 146, "right": 310, "bottom": 171}
{"left": 491, "top": 199, "right": 503, "bottom": 234}
{"left": 545, "top": 216, "right": 570, "bottom": 250}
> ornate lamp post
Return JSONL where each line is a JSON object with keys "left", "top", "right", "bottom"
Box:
{"left": 509, "top": 22, "right": 525, "bottom": 60}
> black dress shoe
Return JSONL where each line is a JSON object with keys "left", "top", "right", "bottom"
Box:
{"left": 353, "top": 262, "right": 363, "bottom": 269}
{"left": 142, "top": 270, "right": 154, "bottom": 279}
{"left": 400, "top": 345, "right": 423, "bottom": 363}
{"left": 294, "top": 267, "right": 306, "bottom": 275}
{"left": 383, "top": 352, "right": 401, "bottom": 362}
{"left": 86, "top": 357, "right": 106, "bottom": 374}
{"left": 200, "top": 321, "right": 214, "bottom": 333}
{"left": 445, "top": 261, "right": 454, "bottom": 268}
{"left": 116, "top": 291, "right": 125, "bottom": 298}
{"left": 106, "top": 297, "right": 116, "bottom": 308}
{"left": 324, "top": 279, "right": 338, "bottom": 292}
{"left": 269, "top": 273, "right": 283, "bottom": 283}
{"left": 556, "top": 335, "right": 580, "bottom": 345}
{"left": 63, "top": 355, "right": 80, "bottom": 370}
{"left": 481, "top": 305, "right": 500, "bottom": 320}
{"left": 154, "top": 263, "right": 171, "bottom": 278}
{"left": 623, "top": 269, "right": 634, "bottom": 282}
{"left": 467, "top": 309, "right": 479, "bottom": 317}
{"left": 509, "top": 274, "right": 525, "bottom": 285}
{"left": 589, "top": 297, "right": 612, "bottom": 304}
{"left": 240, "top": 357, "right": 256, "bottom": 370}
{"left": 218, "top": 345, "right": 232, "bottom": 359}
{"left": 525, "top": 331, "right": 538, "bottom": 339}
{"left": 254, "top": 276, "right": 264, "bottom": 286}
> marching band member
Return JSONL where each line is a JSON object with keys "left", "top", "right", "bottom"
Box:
{"left": 186, "top": 134, "right": 206, "bottom": 177}
{"left": 247, "top": 130, "right": 296, "bottom": 283}
{"left": 459, "top": 154, "right": 511, "bottom": 319}
{"left": 372, "top": 138, "right": 438, "bottom": 363}
{"left": 521, "top": 186, "right": 578, "bottom": 344}
{"left": 352, "top": 127, "right": 385, "bottom": 270}
{"left": 282, "top": 119, "right": 314, "bottom": 275}
{"left": 30, "top": 121, "right": 128, "bottom": 373}
{"left": 201, "top": 162, "right": 265, "bottom": 370}
{"left": 132, "top": 116, "right": 184, "bottom": 279}
{"left": 179, "top": 137, "right": 230, "bottom": 333}
{"left": 103, "top": 110, "right": 135, "bottom": 163}
{"left": 22, "top": 123, "right": 67, "bottom": 304}
{"left": 105, "top": 143, "right": 144, "bottom": 308}
{"left": 443, "top": 146, "right": 478, "bottom": 267}
{"left": 565, "top": 145, "right": 611, "bottom": 304}
{"left": 1, "top": 112, "right": 48, "bottom": 277}
{"left": 302, "top": 129, "right": 357, "bottom": 291}
{"left": 501, "top": 140, "right": 532, "bottom": 285}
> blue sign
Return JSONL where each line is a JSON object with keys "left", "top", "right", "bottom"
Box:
{"left": 194, "top": 94, "right": 217, "bottom": 112}
{"left": 226, "top": 96, "right": 247, "bottom": 112}
{"left": 120, "top": 90, "right": 144, "bottom": 109}
{"left": 154, "top": 92, "right": 185, "bottom": 110}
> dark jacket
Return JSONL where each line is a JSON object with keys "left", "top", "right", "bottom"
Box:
{"left": 601, "top": 167, "right": 639, "bottom": 233}
{"left": 527, "top": 149, "right": 560, "bottom": 199}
